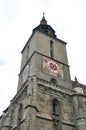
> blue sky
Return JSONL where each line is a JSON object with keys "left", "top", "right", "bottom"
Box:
{"left": 0, "top": 0, "right": 86, "bottom": 115}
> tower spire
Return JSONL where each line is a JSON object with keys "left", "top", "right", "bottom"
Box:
{"left": 40, "top": 12, "right": 47, "bottom": 25}
{"left": 33, "top": 13, "right": 56, "bottom": 38}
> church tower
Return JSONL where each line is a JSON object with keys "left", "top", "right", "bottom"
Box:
{"left": 18, "top": 14, "right": 72, "bottom": 92}
{"left": 16, "top": 14, "right": 73, "bottom": 130}
{"left": 1, "top": 15, "right": 86, "bottom": 130}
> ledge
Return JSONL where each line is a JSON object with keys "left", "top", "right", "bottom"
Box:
{"left": 37, "top": 78, "right": 74, "bottom": 95}
{"left": 36, "top": 114, "right": 52, "bottom": 121}
{"left": 62, "top": 120, "right": 76, "bottom": 127}
{"left": 1, "top": 125, "right": 12, "bottom": 128}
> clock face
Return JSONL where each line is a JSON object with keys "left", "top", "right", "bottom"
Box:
{"left": 21, "top": 63, "right": 29, "bottom": 84}
{"left": 42, "top": 56, "right": 64, "bottom": 79}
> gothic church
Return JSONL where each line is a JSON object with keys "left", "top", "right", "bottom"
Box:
{"left": 0, "top": 15, "right": 86, "bottom": 130}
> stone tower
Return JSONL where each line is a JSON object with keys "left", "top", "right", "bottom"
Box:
{"left": 17, "top": 15, "right": 73, "bottom": 130}
{"left": 0, "top": 15, "right": 86, "bottom": 130}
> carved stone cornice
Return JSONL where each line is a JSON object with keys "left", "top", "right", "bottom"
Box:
{"left": 37, "top": 78, "right": 75, "bottom": 95}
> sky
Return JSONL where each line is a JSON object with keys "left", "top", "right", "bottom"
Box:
{"left": 0, "top": 0, "right": 86, "bottom": 115}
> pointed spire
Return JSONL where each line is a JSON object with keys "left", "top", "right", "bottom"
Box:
{"left": 75, "top": 76, "right": 78, "bottom": 83}
{"left": 74, "top": 76, "right": 79, "bottom": 87}
{"left": 33, "top": 13, "right": 56, "bottom": 38}
{"left": 40, "top": 12, "right": 47, "bottom": 25}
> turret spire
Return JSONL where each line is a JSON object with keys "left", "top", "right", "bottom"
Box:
{"left": 33, "top": 13, "right": 56, "bottom": 38}
{"left": 40, "top": 12, "right": 47, "bottom": 25}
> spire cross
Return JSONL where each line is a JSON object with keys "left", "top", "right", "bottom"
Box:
{"left": 40, "top": 12, "right": 47, "bottom": 25}
{"left": 43, "top": 12, "right": 45, "bottom": 17}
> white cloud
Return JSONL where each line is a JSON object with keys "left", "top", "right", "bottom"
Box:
{"left": 0, "top": 59, "right": 8, "bottom": 66}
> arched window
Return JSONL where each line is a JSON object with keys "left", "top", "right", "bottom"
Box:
{"left": 17, "top": 103, "right": 23, "bottom": 130}
{"left": 50, "top": 40, "right": 54, "bottom": 58}
{"left": 18, "top": 103, "right": 23, "bottom": 121}
{"left": 52, "top": 99, "right": 60, "bottom": 115}
{"left": 52, "top": 99, "right": 62, "bottom": 130}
